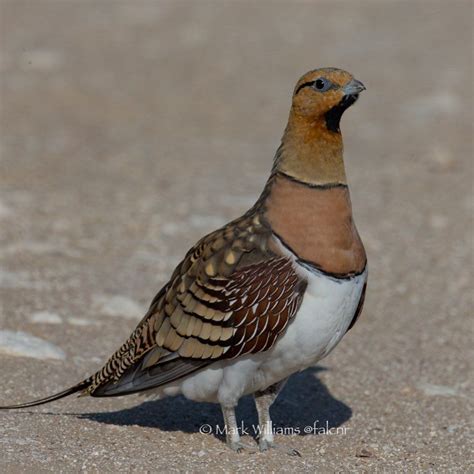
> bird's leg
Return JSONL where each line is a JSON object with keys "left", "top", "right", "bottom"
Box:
{"left": 254, "top": 379, "right": 301, "bottom": 456}
{"left": 254, "top": 381, "right": 284, "bottom": 450}
{"left": 221, "top": 404, "right": 255, "bottom": 453}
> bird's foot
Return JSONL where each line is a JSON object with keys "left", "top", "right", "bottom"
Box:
{"left": 227, "top": 440, "right": 257, "bottom": 453}
{"left": 259, "top": 439, "right": 301, "bottom": 457}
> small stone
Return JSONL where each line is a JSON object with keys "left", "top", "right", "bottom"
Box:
{"left": 416, "top": 382, "right": 459, "bottom": 397}
{"left": 29, "top": 311, "right": 62, "bottom": 324}
{"left": 0, "top": 199, "right": 12, "bottom": 218}
{"left": 400, "top": 386, "right": 413, "bottom": 395}
{"left": 20, "top": 49, "right": 62, "bottom": 70}
{"left": 355, "top": 448, "right": 374, "bottom": 458}
{"left": 429, "top": 214, "right": 448, "bottom": 230}
{"left": 94, "top": 294, "right": 144, "bottom": 320}
{"left": 0, "top": 330, "right": 66, "bottom": 360}
{"left": 68, "top": 317, "right": 95, "bottom": 326}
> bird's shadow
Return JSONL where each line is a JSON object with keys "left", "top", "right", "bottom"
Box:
{"left": 78, "top": 366, "right": 352, "bottom": 440}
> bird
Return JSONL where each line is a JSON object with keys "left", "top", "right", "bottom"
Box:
{"left": 1, "top": 67, "right": 368, "bottom": 455}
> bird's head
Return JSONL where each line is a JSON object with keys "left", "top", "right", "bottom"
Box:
{"left": 291, "top": 68, "right": 365, "bottom": 132}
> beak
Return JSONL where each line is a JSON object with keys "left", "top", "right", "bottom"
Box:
{"left": 343, "top": 78, "right": 366, "bottom": 96}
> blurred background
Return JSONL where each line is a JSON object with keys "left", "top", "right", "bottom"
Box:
{"left": 0, "top": 1, "right": 472, "bottom": 471}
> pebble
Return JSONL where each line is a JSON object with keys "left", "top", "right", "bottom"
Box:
{"left": 416, "top": 382, "right": 459, "bottom": 397}
{"left": 93, "top": 294, "right": 144, "bottom": 320}
{"left": 29, "top": 311, "right": 62, "bottom": 325}
{"left": 0, "top": 330, "right": 66, "bottom": 360}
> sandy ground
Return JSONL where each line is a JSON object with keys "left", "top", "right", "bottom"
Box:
{"left": 0, "top": 1, "right": 472, "bottom": 472}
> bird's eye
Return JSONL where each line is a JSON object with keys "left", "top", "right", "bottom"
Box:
{"left": 314, "top": 78, "right": 330, "bottom": 91}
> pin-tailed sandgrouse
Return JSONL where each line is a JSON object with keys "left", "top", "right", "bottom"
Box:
{"left": 1, "top": 68, "right": 368, "bottom": 455}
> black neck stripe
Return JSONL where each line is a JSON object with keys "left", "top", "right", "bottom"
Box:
{"left": 276, "top": 171, "right": 347, "bottom": 190}
{"left": 271, "top": 230, "right": 366, "bottom": 281}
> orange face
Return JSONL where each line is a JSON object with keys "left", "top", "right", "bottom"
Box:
{"left": 291, "top": 68, "right": 365, "bottom": 120}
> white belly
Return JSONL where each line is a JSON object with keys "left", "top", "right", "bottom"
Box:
{"left": 261, "top": 265, "right": 367, "bottom": 376}
{"left": 148, "top": 263, "right": 367, "bottom": 406}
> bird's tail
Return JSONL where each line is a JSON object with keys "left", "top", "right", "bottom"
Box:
{"left": 0, "top": 380, "right": 91, "bottom": 410}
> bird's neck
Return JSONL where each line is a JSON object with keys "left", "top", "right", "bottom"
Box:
{"left": 273, "top": 112, "right": 346, "bottom": 186}
{"left": 258, "top": 113, "right": 366, "bottom": 277}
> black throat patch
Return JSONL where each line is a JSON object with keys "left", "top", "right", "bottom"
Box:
{"left": 325, "top": 94, "right": 358, "bottom": 133}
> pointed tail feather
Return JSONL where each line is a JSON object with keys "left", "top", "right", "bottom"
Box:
{"left": 0, "top": 381, "right": 90, "bottom": 409}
